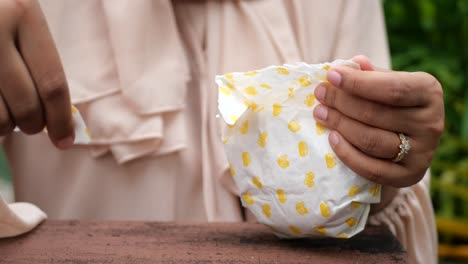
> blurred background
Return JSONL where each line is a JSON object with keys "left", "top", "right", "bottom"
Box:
{"left": 384, "top": 0, "right": 468, "bottom": 263}
{"left": 0, "top": 0, "right": 467, "bottom": 263}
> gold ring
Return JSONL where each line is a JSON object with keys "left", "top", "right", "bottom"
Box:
{"left": 393, "top": 133, "right": 411, "bottom": 163}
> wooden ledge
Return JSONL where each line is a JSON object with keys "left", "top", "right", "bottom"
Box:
{"left": 0, "top": 220, "right": 407, "bottom": 263}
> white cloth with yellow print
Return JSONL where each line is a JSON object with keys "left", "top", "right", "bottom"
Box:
{"left": 216, "top": 60, "right": 381, "bottom": 238}
{"left": 0, "top": 106, "right": 90, "bottom": 238}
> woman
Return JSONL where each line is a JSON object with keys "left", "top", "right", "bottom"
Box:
{"left": 0, "top": 1, "right": 442, "bottom": 263}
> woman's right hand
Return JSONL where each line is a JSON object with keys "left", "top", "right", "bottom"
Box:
{"left": 0, "top": 0, "right": 74, "bottom": 149}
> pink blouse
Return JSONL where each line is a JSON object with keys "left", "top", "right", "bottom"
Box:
{"left": 0, "top": 1, "right": 437, "bottom": 263}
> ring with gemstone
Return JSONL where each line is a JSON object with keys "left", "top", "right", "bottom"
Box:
{"left": 393, "top": 133, "right": 411, "bottom": 163}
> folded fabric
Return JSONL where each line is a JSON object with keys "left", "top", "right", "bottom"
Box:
{"left": 216, "top": 60, "right": 381, "bottom": 238}
{"left": 2, "top": 106, "right": 89, "bottom": 238}
{"left": 0, "top": 194, "right": 47, "bottom": 238}
{"left": 39, "top": 0, "right": 190, "bottom": 164}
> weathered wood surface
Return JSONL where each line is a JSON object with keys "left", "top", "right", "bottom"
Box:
{"left": 0, "top": 220, "right": 406, "bottom": 263}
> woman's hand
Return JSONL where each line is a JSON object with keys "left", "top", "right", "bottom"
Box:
{"left": 313, "top": 55, "right": 444, "bottom": 188}
{"left": 0, "top": 0, "right": 74, "bottom": 148}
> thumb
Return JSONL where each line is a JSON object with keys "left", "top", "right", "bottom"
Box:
{"left": 351, "top": 55, "right": 391, "bottom": 72}
{"left": 351, "top": 55, "right": 374, "bottom": 71}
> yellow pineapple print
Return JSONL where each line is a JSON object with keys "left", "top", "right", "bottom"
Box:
{"left": 348, "top": 185, "right": 360, "bottom": 197}
{"left": 252, "top": 176, "right": 263, "bottom": 189}
{"left": 242, "top": 152, "right": 251, "bottom": 167}
{"left": 229, "top": 164, "right": 236, "bottom": 177}
{"left": 322, "top": 65, "right": 331, "bottom": 71}
{"left": 288, "top": 87, "right": 294, "bottom": 97}
{"left": 277, "top": 189, "right": 287, "bottom": 203}
{"left": 242, "top": 193, "right": 254, "bottom": 205}
{"left": 346, "top": 217, "right": 356, "bottom": 227}
{"left": 257, "top": 132, "right": 267, "bottom": 148}
{"left": 250, "top": 102, "right": 259, "bottom": 111}
{"left": 229, "top": 114, "right": 239, "bottom": 123}
{"left": 244, "top": 70, "right": 258, "bottom": 76}
{"left": 277, "top": 67, "right": 290, "bottom": 75}
{"left": 220, "top": 87, "right": 231, "bottom": 96}
{"left": 369, "top": 185, "right": 380, "bottom": 196}
{"left": 273, "top": 104, "right": 282, "bottom": 117}
{"left": 304, "top": 94, "right": 315, "bottom": 107}
{"left": 316, "top": 122, "right": 327, "bottom": 135}
{"left": 244, "top": 101, "right": 260, "bottom": 111}
{"left": 299, "top": 76, "right": 312, "bottom": 87}
{"left": 320, "top": 201, "right": 331, "bottom": 218}
{"left": 277, "top": 155, "right": 290, "bottom": 169}
{"left": 240, "top": 120, "right": 249, "bottom": 134}
{"left": 226, "top": 82, "right": 236, "bottom": 91}
{"left": 315, "top": 226, "right": 327, "bottom": 235}
{"left": 317, "top": 74, "right": 328, "bottom": 82}
{"left": 325, "top": 153, "right": 336, "bottom": 168}
{"left": 298, "top": 141, "right": 309, "bottom": 157}
{"left": 337, "top": 233, "right": 348, "bottom": 239}
{"left": 350, "top": 201, "right": 361, "bottom": 210}
{"left": 296, "top": 201, "right": 309, "bottom": 215}
{"left": 260, "top": 83, "right": 272, "bottom": 89}
{"left": 288, "top": 120, "right": 301, "bottom": 133}
{"left": 289, "top": 225, "right": 301, "bottom": 235}
{"left": 304, "top": 172, "right": 315, "bottom": 188}
{"left": 262, "top": 204, "right": 271, "bottom": 218}
{"left": 244, "top": 86, "right": 258, "bottom": 96}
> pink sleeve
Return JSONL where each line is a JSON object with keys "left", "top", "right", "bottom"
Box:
{"left": 331, "top": 0, "right": 391, "bottom": 69}
{"left": 287, "top": 0, "right": 391, "bottom": 68}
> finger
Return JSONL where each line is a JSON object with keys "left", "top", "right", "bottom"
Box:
{"left": 314, "top": 104, "right": 400, "bottom": 159}
{"left": 0, "top": 42, "right": 45, "bottom": 134}
{"left": 16, "top": 1, "right": 74, "bottom": 148}
{"left": 0, "top": 95, "right": 14, "bottom": 136}
{"left": 351, "top": 55, "right": 374, "bottom": 71}
{"left": 397, "top": 141, "right": 433, "bottom": 185}
{"left": 314, "top": 83, "right": 415, "bottom": 134}
{"left": 328, "top": 131, "right": 412, "bottom": 188}
{"left": 351, "top": 55, "right": 392, "bottom": 72}
{"left": 326, "top": 66, "right": 433, "bottom": 107}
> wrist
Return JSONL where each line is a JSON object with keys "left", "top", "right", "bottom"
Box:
{"left": 370, "top": 185, "right": 399, "bottom": 215}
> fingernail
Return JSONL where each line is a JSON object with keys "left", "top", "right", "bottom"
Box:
{"left": 57, "top": 134, "right": 75, "bottom": 149}
{"left": 327, "top": 70, "right": 342, "bottom": 87}
{"left": 315, "top": 85, "right": 326, "bottom": 101}
{"left": 314, "top": 105, "right": 328, "bottom": 120}
{"left": 330, "top": 131, "right": 340, "bottom": 146}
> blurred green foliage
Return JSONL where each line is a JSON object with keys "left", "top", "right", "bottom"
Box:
{"left": 384, "top": 0, "right": 468, "bottom": 259}
{"left": 0, "top": 150, "right": 10, "bottom": 182}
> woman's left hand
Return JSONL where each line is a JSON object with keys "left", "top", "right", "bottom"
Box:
{"left": 313, "top": 55, "right": 444, "bottom": 188}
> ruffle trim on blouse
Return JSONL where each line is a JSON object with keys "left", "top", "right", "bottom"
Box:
{"left": 368, "top": 175, "right": 438, "bottom": 264}
{"left": 40, "top": 0, "right": 190, "bottom": 164}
